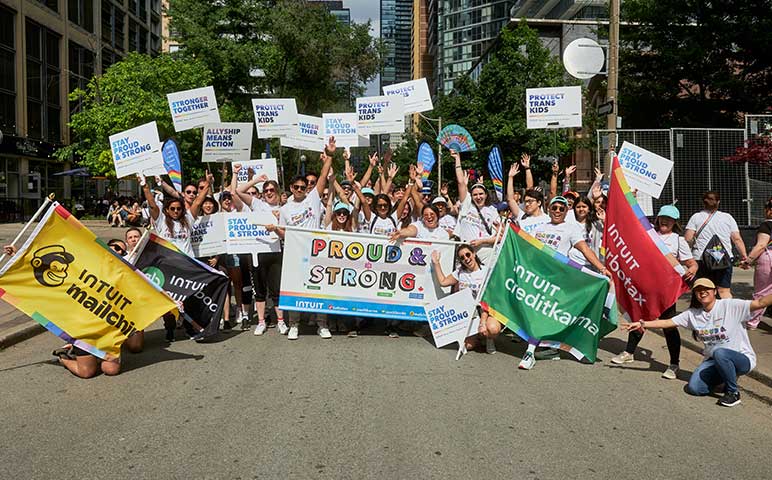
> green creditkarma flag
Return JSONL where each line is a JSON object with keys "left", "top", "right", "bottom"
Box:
{"left": 481, "top": 223, "right": 617, "bottom": 362}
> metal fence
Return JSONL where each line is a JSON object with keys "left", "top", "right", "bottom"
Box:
{"left": 596, "top": 127, "right": 751, "bottom": 226}
{"left": 746, "top": 114, "right": 772, "bottom": 225}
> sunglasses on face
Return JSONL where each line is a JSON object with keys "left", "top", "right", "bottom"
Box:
{"left": 458, "top": 252, "right": 473, "bottom": 260}
{"left": 110, "top": 245, "right": 126, "bottom": 254}
{"left": 335, "top": 211, "right": 349, "bottom": 216}
{"left": 376, "top": 203, "right": 390, "bottom": 209}
{"left": 248, "top": 190, "right": 259, "bottom": 196}
{"left": 185, "top": 189, "right": 196, "bottom": 195}
{"left": 524, "top": 199, "right": 537, "bottom": 204}
{"left": 198, "top": 185, "right": 207, "bottom": 190}
{"left": 550, "top": 205, "right": 566, "bottom": 212}
{"left": 291, "top": 184, "right": 307, "bottom": 191}
{"left": 169, "top": 206, "right": 183, "bottom": 212}
{"left": 263, "top": 188, "right": 275, "bottom": 194}
{"left": 307, "top": 179, "right": 317, "bottom": 185}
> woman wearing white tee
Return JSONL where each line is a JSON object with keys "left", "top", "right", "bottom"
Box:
{"left": 389, "top": 204, "right": 451, "bottom": 242}
{"left": 506, "top": 161, "right": 549, "bottom": 234}
{"left": 622, "top": 278, "right": 766, "bottom": 407}
{"left": 141, "top": 174, "right": 207, "bottom": 256}
{"left": 451, "top": 149, "right": 499, "bottom": 262}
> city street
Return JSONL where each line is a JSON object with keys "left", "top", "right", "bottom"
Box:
{"left": 2, "top": 318, "right": 771, "bottom": 479}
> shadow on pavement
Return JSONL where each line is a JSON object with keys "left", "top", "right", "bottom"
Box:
{"left": 121, "top": 329, "right": 205, "bottom": 373}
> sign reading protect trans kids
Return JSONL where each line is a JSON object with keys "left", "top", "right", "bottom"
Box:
{"left": 355, "top": 95, "right": 405, "bottom": 136}
{"left": 525, "top": 86, "right": 582, "bottom": 129}
{"left": 382, "top": 78, "right": 433, "bottom": 115}
{"left": 167, "top": 86, "right": 220, "bottom": 132}
{"left": 252, "top": 98, "right": 299, "bottom": 139}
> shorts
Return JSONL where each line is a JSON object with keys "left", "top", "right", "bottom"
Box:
{"left": 696, "top": 260, "right": 733, "bottom": 289}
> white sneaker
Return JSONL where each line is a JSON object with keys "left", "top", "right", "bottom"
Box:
{"left": 287, "top": 326, "right": 299, "bottom": 340}
{"left": 318, "top": 327, "right": 332, "bottom": 339}
{"left": 486, "top": 338, "right": 496, "bottom": 354}
{"left": 611, "top": 351, "right": 634, "bottom": 364}
{"left": 518, "top": 351, "right": 535, "bottom": 370}
{"left": 277, "top": 321, "right": 289, "bottom": 335}
{"left": 662, "top": 365, "right": 679, "bottom": 380}
{"left": 253, "top": 323, "right": 267, "bottom": 336}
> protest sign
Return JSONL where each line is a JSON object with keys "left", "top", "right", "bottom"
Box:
{"left": 191, "top": 214, "right": 226, "bottom": 257}
{"left": 279, "top": 228, "right": 455, "bottom": 320}
{"left": 617, "top": 141, "right": 673, "bottom": 199}
{"left": 525, "top": 86, "right": 582, "bottom": 129}
{"left": 252, "top": 98, "right": 299, "bottom": 138}
{"left": 280, "top": 114, "right": 324, "bottom": 152}
{"left": 356, "top": 95, "right": 405, "bottom": 136}
{"left": 133, "top": 233, "right": 229, "bottom": 337}
{"left": 201, "top": 122, "right": 253, "bottom": 163}
{"left": 603, "top": 156, "right": 688, "bottom": 323}
{"left": 109, "top": 121, "right": 165, "bottom": 178}
{"left": 225, "top": 211, "right": 281, "bottom": 255}
{"left": 0, "top": 204, "right": 177, "bottom": 359}
{"left": 237, "top": 158, "right": 278, "bottom": 185}
{"left": 322, "top": 113, "right": 369, "bottom": 148}
{"left": 167, "top": 86, "right": 220, "bottom": 132}
{"left": 481, "top": 224, "right": 615, "bottom": 363}
{"left": 425, "top": 289, "right": 479, "bottom": 348}
{"left": 382, "top": 78, "right": 433, "bottom": 115}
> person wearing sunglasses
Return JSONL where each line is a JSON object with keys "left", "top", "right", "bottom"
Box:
{"left": 432, "top": 196, "right": 457, "bottom": 231}
{"left": 517, "top": 196, "right": 610, "bottom": 370}
{"left": 141, "top": 174, "right": 207, "bottom": 257}
{"left": 431, "top": 245, "right": 499, "bottom": 354}
{"left": 389, "top": 204, "right": 450, "bottom": 242}
{"left": 107, "top": 239, "right": 128, "bottom": 257}
{"left": 506, "top": 159, "right": 549, "bottom": 234}
{"left": 266, "top": 137, "right": 336, "bottom": 340}
{"left": 452, "top": 149, "right": 499, "bottom": 264}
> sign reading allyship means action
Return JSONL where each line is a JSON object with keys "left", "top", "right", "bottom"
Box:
{"left": 167, "top": 86, "right": 221, "bottom": 132}
{"left": 355, "top": 95, "right": 405, "bottom": 136}
{"left": 525, "top": 86, "right": 582, "bottom": 129}
{"left": 279, "top": 228, "right": 455, "bottom": 320}
{"left": 201, "top": 122, "right": 253, "bottom": 163}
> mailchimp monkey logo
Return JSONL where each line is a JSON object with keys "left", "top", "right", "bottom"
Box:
{"left": 31, "top": 245, "right": 75, "bottom": 287}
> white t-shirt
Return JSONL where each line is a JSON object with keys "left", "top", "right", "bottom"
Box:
{"left": 453, "top": 195, "right": 499, "bottom": 242}
{"left": 533, "top": 221, "right": 585, "bottom": 256}
{"left": 439, "top": 214, "right": 457, "bottom": 231}
{"left": 249, "top": 197, "right": 282, "bottom": 217}
{"left": 366, "top": 213, "right": 400, "bottom": 236}
{"left": 154, "top": 210, "right": 195, "bottom": 256}
{"left": 685, "top": 210, "right": 739, "bottom": 258}
{"left": 657, "top": 231, "right": 693, "bottom": 262}
{"left": 671, "top": 299, "right": 756, "bottom": 370}
{"left": 413, "top": 221, "right": 450, "bottom": 240}
{"left": 279, "top": 189, "right": 322, "bottom": 229}
{"left": 451, "top": 267, "right": 486, "bottom": 298}
{"left": 516, "top": 211, "right": 550, "bottom": 235}
{"left": 567, "top": 221, "right": 602, "bottom": 266}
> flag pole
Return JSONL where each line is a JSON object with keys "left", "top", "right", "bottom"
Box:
{"left": 0, "top": 193, "right": 55, "bottom": 264}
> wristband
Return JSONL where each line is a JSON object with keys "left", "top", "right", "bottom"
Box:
{"left": 524, "top": 167, "right": 531, "bottom": 170}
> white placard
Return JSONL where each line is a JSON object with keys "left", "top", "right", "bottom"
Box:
{"left": 356, "top": 95, "right": 405, "bottom": 135}
{"left": 525, "top": 86, "right": 582, "bottom": 129}
{"left": 225, "top": 211, "right": 281, "bottom": 255}
{"left": 109, "top": 121, "right": 164, "bottom": 178}
{"left": 636, "top": 191, "right": 654, "bottom": 216}
{"left": 322, "top": 113, "right": 370, "bottom": 148}
{"left": 191, "top": 213, "right": 226, "bottom": 257}
{"left": 280, "top": 114, "right": 325, "bottom": 152}
{"left": 382, "top": 78, "right": 433, "bottom": 115}
{"left": 252, "top": 98, "right": 299, "bottom": 138}
{"left": 167, "top": 86, "right": 220, "bottom": 132}
{"left": 201, "top": 122, "right": 253, "bottom": 163}
{"left": 617, "top": 141, "right": 674, "bottom": 199}
{"left": 237, "top": 158, "right": 278, "bottom": 186}
{"left": 424, "top": 289, "right": 479, "bottom": 348}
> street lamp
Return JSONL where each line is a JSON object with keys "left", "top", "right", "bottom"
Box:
{"left": 417, "top": 112, "right": 443, "bottom": 188}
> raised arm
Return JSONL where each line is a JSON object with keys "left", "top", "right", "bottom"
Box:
{"left": 360, "top": 150, "right": 376, "bottom": 188}
{"left": 382, "top": 162, "right": 398, "bottom": 195}
{"left": 453, "top": 149, "right": 467, "bottom": 202}
{"left": 549, "top": 162, "right": 559, "bottom": 200}
{"left": 323, "top": 180, "right": 336, "bottom": 227}
{"left": 521, "top": 154, "right": 534, "bottom": 190}
{"left": 189, "top": 178, "right": 209, "bottom": 219}
{"left": 155, "top": 176, "right": 182, "bottom": 200}
{"left": 507, "top": 162, "right": 522, "bottom": 218}
{"left": 431, "top": 251, "right": 459, "bottom": 287}
{"left": 140, "top": 175, "right": 160, "bottom": 220}
{"left": 316, "top": 137, "right": 336, "bottom": 196}
{"left": 229, "top": 164, "right": 245, "bottom": 211}
{"left": 563, "top": 165, "right": 576, "bottom": 194}
{"left": 394, "top": 181, "right": 415, "bottom": 221}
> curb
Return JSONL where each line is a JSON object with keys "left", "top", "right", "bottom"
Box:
{"left": 0, "top": 321, "right": 45, "bottom": 349}
{"left": 651, "top": 329, "right": 772, "bottom": 389}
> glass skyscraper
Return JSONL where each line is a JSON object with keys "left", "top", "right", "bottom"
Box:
{"left": 381, "top": 0, "right": 413, "bottom": 88}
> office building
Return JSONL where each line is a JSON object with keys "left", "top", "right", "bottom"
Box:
{"left": 380, "top": 0, "right": 412, "bottom": 88}
{"left": 309, "top": 0, "right": 350, "bottom": 25}
{"left": 0, "top": 0, "right": 162, "bottom": 220}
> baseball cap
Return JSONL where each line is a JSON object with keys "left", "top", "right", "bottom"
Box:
{"left": 340, "top": 180, "right": 353, "bottom": 188}
{"left": 692, "top": 278, "right": 716, "bottom": 290}
{"left": 549, "top": 196, "right": 568, "bottom": 206}
{"left": 564, "top": 190, "right": 579, "bottom": 199}
{"left": 657, "top": 205, "right": 680, "bottom": 220}
{"left": 361, "top": 187, "right": 375, "bottom": 197}
{"left": 431, "top": 196, "right": 448, "bottom": 206}
{"left": 420, "top": 186, "right": 432, "bottom": 196}
{"left": 333, "top": 201, "right": 352, "bottom": 214}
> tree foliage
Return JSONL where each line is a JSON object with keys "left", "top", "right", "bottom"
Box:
{"left": 620, "top": 0, "right": 772, "bottom": 128}
{"left": 57, "top": 53, "right": 218, "bottom": 179}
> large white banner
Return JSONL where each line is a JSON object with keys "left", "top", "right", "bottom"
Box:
{"left": 279, "top": 228, "right": 455, "bottom": 320}
{"left": 356, "top": 95, "right": 405, "bottom": 136}
{"left": 225, "top": 211, "right": 281, "bottom": 255}
{"left": 382, "top": 78, "right": 434, "bottom": 115}
{"left": 280, "top": 114, "right": 325, "bottom": 152}
{"left": 201, "top": 122, "right": 253, "bottom": 163}
{"left": 617, "top": 141, "right": 674, "bottom": 199}
{"left": 191, "top": 213, "right": 227, "bottom": 257}
{"left": 322, "top": 113, "right": 369, "bottom": 148}
{"left": 525, "top": 86, "right": 582, "bottom": 129}
{"left": 167, "top": 86, "right": 220, "bottom": 132}
{"left": 237, "top": 158, "right": 278, "bottom": 185}
{"left": 424, "top": 289, "right": 479, "bottom": 348}
{"left": 252, "top": 98, "right": 299, "bottom": 138}
{"left": 109, "top": 121, "right": 165, "bottom": 178}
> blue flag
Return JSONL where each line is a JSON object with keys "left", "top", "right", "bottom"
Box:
{"left": 162, "top": 139, "right": 182, "bottom": 192}
{"left": 487, "top": 145, "right": 503, "bottom": 201}
{"left": 417, "top": 141, "right": 436, "bottom": 182}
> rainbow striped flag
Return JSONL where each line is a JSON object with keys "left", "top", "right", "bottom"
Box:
{"left": 481, "top": 223, "right": 616, "bottom": 362}
{"left": 487, "top": 145, "right": 504, "bottom": 201}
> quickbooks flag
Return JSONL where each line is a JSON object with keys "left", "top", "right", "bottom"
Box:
{"left": 481, "top": 224, "right": 616, "bottom": 362}
{"left": 133, "top": 233, "right": 228, "bottom": 337}
{"left": 0, "top": 204, "right": 177, "bottom": 359}
{"left": 603, "top": 156, "right": 688, "bottom": 323}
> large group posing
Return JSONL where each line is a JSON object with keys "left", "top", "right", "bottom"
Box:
{"left": 16, "top": 137, "right": 772, "bottom": 408}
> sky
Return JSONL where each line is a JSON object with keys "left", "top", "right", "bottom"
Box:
{"left": 346, "top": 1, "right": 382, "bottom": 95}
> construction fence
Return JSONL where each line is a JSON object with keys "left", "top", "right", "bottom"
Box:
{"left": 596, "top": 119, "right": 772, "bottom": 228}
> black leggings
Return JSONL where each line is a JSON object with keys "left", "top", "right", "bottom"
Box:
{"left": 252, "top": 252, "right": 282, "bottom": 304}
{"left": 625, "top": 304, "right": 681, "bottom": 365}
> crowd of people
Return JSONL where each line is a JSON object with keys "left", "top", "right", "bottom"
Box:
{"left": 10, "top": 137, "right": 768, "bottom": 408}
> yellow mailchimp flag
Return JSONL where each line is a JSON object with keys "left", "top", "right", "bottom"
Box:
{"left": 0, "top": 203, "right": 177, "bottom": 359}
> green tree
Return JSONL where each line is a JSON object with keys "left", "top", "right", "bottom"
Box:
{"left": 57, "top": 53, "right": 218, "bottom": 179}
{"left": 620, "top": 0, "right": 772, "bottom": 128}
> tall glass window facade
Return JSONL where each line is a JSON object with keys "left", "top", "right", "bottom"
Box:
{"left": 380, "top": 0, "right": 413, "bottom": 88}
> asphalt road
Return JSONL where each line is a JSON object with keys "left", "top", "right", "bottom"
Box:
{"left": 1, "top": 321, "right": 771, "bottom": 480}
